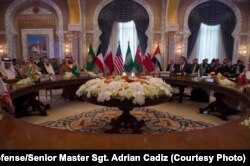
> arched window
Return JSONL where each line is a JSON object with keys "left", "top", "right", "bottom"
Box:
{"left": 98, "top": 0, "right": 149, "bottom": 56}
{"left": 187, "top": 1, "right": 236, "bottom": 62}
{"left": 111, "top": 21, "right": 138, "bottom": 62}
{"left": 191, "top": 23, "right": 225, "bottom": 63}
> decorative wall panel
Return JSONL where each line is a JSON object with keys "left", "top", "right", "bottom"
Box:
{"left": 21, "top": 29, "right": 54, "bottom": 61}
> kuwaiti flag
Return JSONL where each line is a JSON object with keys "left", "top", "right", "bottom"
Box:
{"left": 152, "top": 44, "right": 163, "bottom": 71}
{"left": 143, "top": 46, "right": 154, "bottom": 73}
{"left": 134, "top": 45, "right": 143, "bottom": 73}
{"left": 104, "top": 45, "right": 114, "bottom": 74}
{"left": 94, "top": 44, "right": 105, "bottom": 72}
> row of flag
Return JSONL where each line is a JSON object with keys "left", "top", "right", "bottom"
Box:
{"left": 86, "top": 43, "right": 163, "bottom": 75}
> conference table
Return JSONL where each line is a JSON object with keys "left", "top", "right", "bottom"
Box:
{"left": 0, "top": 75, "right": 250, "bottom": 149}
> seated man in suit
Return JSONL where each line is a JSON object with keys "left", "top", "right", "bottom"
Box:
{"left": 170, "top": 56, "right": 192, "bottom": 103}
{"left": 230, "top": 59, "right": 245, "bottom": 77}
{"left": 176, "top": 56, "right": 192, "bottom": 74}
{"left": 215, "top": 59, "right": 222, "bottom": 72}
{"left": 219, "top": 58, "right": 230, "bottom": 77}
{"left": 166, "top": 59, "right": 178, "bottom": 73}
{"left": 200, "top": 59, "right": 210, "bottom": 76}
{"left": 209, "top": 59, "right": 217, "bottom": 73}
{"left": 191, "top": 58, "right": 200, "bottom": 74}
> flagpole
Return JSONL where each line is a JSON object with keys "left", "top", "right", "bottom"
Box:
{"left": 102, "top": 42, "right": 106, "bottom": 77}
{"left": 128, "top": 40, "right": 131, "bottom": 75}
{"left": 104, "top": 64, "right": 107, "bottom": 77}
{"left": 117, "top": 41, "right": 121, "bottom": 76}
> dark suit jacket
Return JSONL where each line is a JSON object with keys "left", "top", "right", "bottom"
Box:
{"left": 235, "top": 64, "right": 245, "bottom": 73}
{"left": 166, "top": 64, "right": 179, "bottom": 73}
{"left": 176, "top": 63, "right": 192, "bottom": 74}
{"left": 191, "top": 64, "right": 200, "bottom": 73}
{"left": 37, "top": 62, "right": 47, "bottom": 74}
{"left": 230, "top": 64, "right": 245, "bottom": 76}
{"left": 219, "top": 65, "right": 230, "bottom": 74}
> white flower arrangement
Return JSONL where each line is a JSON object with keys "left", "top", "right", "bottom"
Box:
{"left": 205, "top": 73, "right": 236, "bottom": 87}
{"left": 62, "top": 72, "right": 74, "bottom": 79}
{"left": 218, "top": 78, "right": 236, "bottom": 87}
{"left": 87, "top": 72, "right": 97, "bottom": 77}
{"left": 240, "top": 116, "right": 250, "bottom": 129}
{"left": 76, "top": 76, "right": 173, "bottom": 105}
{"left": 15, "top": 77, "right": 34, "bottom": 86}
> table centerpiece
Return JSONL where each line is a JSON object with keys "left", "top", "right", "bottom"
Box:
{"left": 76, "top": 75, "right": 173, "bottom": 133}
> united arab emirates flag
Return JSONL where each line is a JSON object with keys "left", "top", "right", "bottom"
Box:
{"left": 86, "top": 44, "right": 95, "bottom": 71}
{"left": 152, "top": 44, "right": 163, "bottom": 71}
{"left": 134, "top": 45, "right": 143, "bottom": 73}
{"left": 124, "top": 44, "right": 134, "bottom": 73}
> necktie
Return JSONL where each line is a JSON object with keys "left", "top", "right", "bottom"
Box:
{"left": 236, "top": 66, "right": 239, "bottom": 74}
{"left": 170, "top": 64, "right": 174, "bottom": 72}
{"left": 180, "top": 65, "right": 184, "bottom": 72}
{"left": 192, "top": 65, "right": 196, "bottom": 73}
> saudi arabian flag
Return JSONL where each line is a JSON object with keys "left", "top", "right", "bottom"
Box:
{"left": 28, "top": 66, "right": 33, "bottom": 77}
{"left": 86, "top": 44, "right": 95, "bottom": 71}
{"left": 124, "top": 44, "right": 134, "bottom": 72}
{"left": 72, "top": 65, "right": 80, "bottom": 77}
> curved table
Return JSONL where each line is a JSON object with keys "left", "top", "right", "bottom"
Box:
{"left": 9, "top": 75, "right": 92, "bottom": 99}
{"left": 161, "top": 76, "right": 250, "bottom": 107}
{"left": 0, "top": 75, "right": 250, "bottom": 149}
{"left": 162, "top": 76, "right": 250, "bottom": 120}
{"left": 8, "top": 75, "right": 92, "bottom": 117}
{"left": 9, "top": 75, "right": 250, "bottom": 107}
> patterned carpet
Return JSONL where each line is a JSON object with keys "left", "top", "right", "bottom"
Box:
{"left": 40, "top": 107, "right": 215, "bottom": 134}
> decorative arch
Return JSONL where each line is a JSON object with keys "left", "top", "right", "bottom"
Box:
{"left": 248, "top": 9, "right": 250, "bottom": 70}
{"left": 68, "top": 0, "right": 80, "bottom": 24}
{"left": 5, "top": 0, "right": 64, "bottom": 60}
{"left": 93, "top": 0, "right": 154, "bottom": 55}
{"left": 183, "top": 0, "right": 242, "bottom": 63}
{"left": 166, "top": 0, "right": 180, "bottom": 25}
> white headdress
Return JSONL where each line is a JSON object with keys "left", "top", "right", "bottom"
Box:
{"left": 1, "top": 57, "right": 16, "bottom": 80}
{"left": 44, "top": 59, "right": 55, "bottom": 75}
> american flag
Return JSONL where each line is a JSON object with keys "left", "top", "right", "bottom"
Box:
{"left": 114, "top": 44, "right": 124, "bottom": 73}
